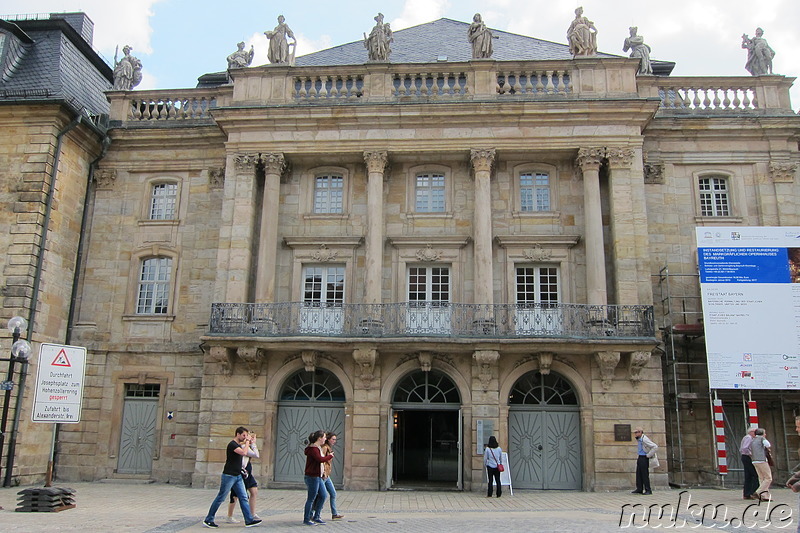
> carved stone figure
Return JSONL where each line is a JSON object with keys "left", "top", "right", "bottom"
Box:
{"left": 742, "top": 28, "right": 775, "bottom": 76}
{"left": 468, "top": 13, "right": 496, "bottom": 59}
{"left": 112, "top": 45, "right": 143, "bottom": 91}
{"left": 567, "top": 6, "right": 597, "bottom": 57}
{"left": 364, "top": 12, "right": 392, "bottom": 61}
{"left": 623, "top": 27, "right": 652, "bottom": 75}
{"left": 227, "top": 41, "right": 254, "bottom": 69}
{"left": 265, "top": 15, "right": 295, "bottom": 65}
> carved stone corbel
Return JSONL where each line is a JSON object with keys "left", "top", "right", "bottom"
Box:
{"left": 301, "top": 350, "right": 320, "bottom": 372}
{"left": 236, "top": 346, "right": 265, "bottom": 380}
{"left": 209, "top": 167, "right": 225, "bottom": 189}
{"left": 643, "top": 163, "right": 664, "bottom": 184}
{"left": 594, "top": 351, "right": 620, "bottom": 390}
{"left": 209, "top": 346, "right": 234, "bottom": 377}
{"left": 537, "top": 352, "right": 554, "bottom": 375}
{"left": 628, "top": 351, "right": 652, "bottom": 385}
{"left": 95, "top": 168, "right": 117, "bottom": 190}
{"left": 418, "top": 351, "right": 433, "bottom": 372}
{"left": 769, "top": 161, "right": 798, "bottom": 183}
{"left": 353, "top": 347, "right": 378, "bottom": 388}
{"left": 473, "top": 350, "right": 500, "bottom": 392}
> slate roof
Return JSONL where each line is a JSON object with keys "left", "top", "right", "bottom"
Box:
{"left": 0, "top": 14, "right": 113, "bottom": 116}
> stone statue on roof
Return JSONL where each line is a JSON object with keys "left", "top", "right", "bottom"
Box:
{"left": 112, "top": 45, "right": 143, "bottom": 91}
{"left": 742, "top": 28, "right": 775, "bottom": 76}
{"left": 623, "top": 27, "right": 652, "bottom": 75}
{"left": 265, "top": 15, "right": 296, "bottom": 65}
{"left": 468, "top": 13, "right": 497, "bottom": 59}
{"left": 567, "top": 6, "right": 597, "bottom": 57}
{"left": 364, "top": 12, "right": 392, "bottom": 62}
{"left": 227, "top": 41, "right": 255, "bottom": 70}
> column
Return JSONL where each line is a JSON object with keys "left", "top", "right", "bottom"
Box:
{"left": 255, "top": 153, "right": 286, "bottom": 302}
{"left": 216, "top": 153, "right": 259, "bottom": 302}
{"left": 363, "top": 151, "right": 388, "bottom": 307}
{"left": 469, "top": 148, "right": 496, "bottom": 307}
{"left": 576, "top": 147, "right": 607, "bottom": 306}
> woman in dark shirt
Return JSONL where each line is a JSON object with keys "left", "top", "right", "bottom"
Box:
{"left": 303, "top": 430, "right": 333, "bottom": 525}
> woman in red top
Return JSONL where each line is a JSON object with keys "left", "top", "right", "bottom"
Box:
{"left": 303, "top": 430, "right": 333, "bottom": 526}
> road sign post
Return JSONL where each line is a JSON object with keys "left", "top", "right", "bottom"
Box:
{"left": 31, "top": 343, "right": 86, "bottom": 423}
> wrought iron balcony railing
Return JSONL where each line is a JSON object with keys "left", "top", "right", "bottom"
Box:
{"left": 208, "top": 302, "right": 655, "bottom": 340}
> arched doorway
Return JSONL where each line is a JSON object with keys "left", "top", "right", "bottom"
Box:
{"left": 389, "top": 369, "right": 462, "bottom": 489}
{"left": 508, "top": 371, "right": 582, "bottom": 489}
{"left": 275, "top": 368, "right": 345, "bottom": 483}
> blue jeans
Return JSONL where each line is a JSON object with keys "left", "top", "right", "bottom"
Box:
{"left": 304, "top": 475, "right": 326, "bottom": 522}
{"left": 313, "top": 476, "right": 338, "bottom": 518}
{"left": 206, "top": 473, "right": 254, "bottom": 524}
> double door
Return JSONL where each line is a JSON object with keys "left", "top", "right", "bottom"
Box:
{"left": 508, "top": 409, "right": 581, "bottom": 489}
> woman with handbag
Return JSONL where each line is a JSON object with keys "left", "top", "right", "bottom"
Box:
{"left": 750, "top": 427, "right": 773, "bottom": 501}
{"left": 483, "top": 435, "right": 504, "bottom": 498}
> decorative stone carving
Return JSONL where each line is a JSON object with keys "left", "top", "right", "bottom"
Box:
{"left": 236, "top": 346, "right": 265, "bottom": 379}
{"left": 418, "top": 351, "right": 433, "bottom": 372}
{"left": 468, "top": 13, "right": 495, "bottom": 59}
{"left": 301, "top": 350, "right": 319, "bottom": 372}
{"left": 261, "top": 152, "right": 287, "bottom": 177}
{"left": 605, "top": 147, "right": 635, "bottom": 168}
{"left": 234, "top": 153, "right": 260, "bottom": 171}
{"left": 265, "top": 15, "right": 296, "bottom": 65}
{"left": 112, "top": 45, "right": 143, "bottom": 91}
{"left": 628, "top": 350, "right": 652, "bottom": 385}
{"left": 311, "top": 244, "right": 339, "bottom": 262}
{"left": 473, "top": 350, "right": 499, "bottom": 392}
{"left": 742, "top": 28, "right": 775, "bottom": 76}
{"left": 769, "top": 161, "right": 798, "bottom": 183}
{"left": 364, "top": 13, "right": 392, "bottom": 62}
{"left": 594, "top": 351, "right": 620, "bottom": 390}
{"left": 470, "top": 148, "right": 496, "bottom": 175}
{"left": 537, "top": 352, "right": 555, "bottom": 375}
{"left": 643, "top": 163, "right": 665, "bottom": 184}
{"left": 364, "top": 151, "right": 389, "bottom": 174}
{"left": 209, "top": 346, "right": 234, "bottom": 377}
{"left": 95, "top": 168, "right": 117, "bottom": 189}
{"left": 567, "top": 7, "right": 598, "bottom": 58}
{"left": 227, "top": 42, "right": 254, "bottom": 70}
{"left": 523, "top": 244, "right": 553, "bottom": 262}
{"left": 623, "top": 27, "right": 652, "bottom": 76}
{"left": 575, "top": 147, "right": 604, "bottom": 170}
{"left": 209, "top": 167, "right": 225, "bottom": 189}
{"left": 353, "top": 347, "right": 378, "bottom": 387}
{"left": 415, "top": 244, "right": 443, "bottom": 262}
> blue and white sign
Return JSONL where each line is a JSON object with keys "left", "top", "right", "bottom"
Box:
{"left": 696, "top": 227, "right": 800, "bottom": 389}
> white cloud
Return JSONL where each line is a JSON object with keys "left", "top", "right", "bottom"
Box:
{"left": 392, "top": 0, "right": 450, "bottom": 30}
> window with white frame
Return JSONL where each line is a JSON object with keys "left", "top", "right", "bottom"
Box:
{"left": 136, "top": 257, "right": 172, "bottom": 314}
{"left": 516, "top": 266, "right": 559, "bottom": 307}
{"left": 415, "top": 173, "right": 446, "bottom": 212}
{"left": 149, "top": 182, "right": 178, "bottom": 220}
{"left": 698, "top": 176, "right": 730, "bottom": 217}
{"left": 408, "top": 266, "right": 450, "bottom": 306}
{"left": 303, "top": 266, "right": 345, "bottom": 306}
{"left": 313, "top": 174, "right": 344, "bottom": 214}
{"left": 520, "top": 171, "right": 551, "bottom": 212}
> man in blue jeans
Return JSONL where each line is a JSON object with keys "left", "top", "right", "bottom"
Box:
{"left": 203, "top": 426, "right": 262, "bottom": 528}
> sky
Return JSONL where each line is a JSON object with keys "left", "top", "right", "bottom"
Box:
{"left": 3, "top": 0, "right": 800, "bottom": 108}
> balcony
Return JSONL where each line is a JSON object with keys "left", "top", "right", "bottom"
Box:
{"left": 207, "top": 302, "right": 655, "bottom": 340}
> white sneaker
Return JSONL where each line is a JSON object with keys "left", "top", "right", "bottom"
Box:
{"left": 252, "top": 514, "right": 261, "bottom": 520}
{"left": 224, "top": 516, "right": 240, "bottom": 523}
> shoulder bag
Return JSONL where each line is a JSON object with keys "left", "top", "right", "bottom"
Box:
{"left": 491, "top": 449, "right": 504, "bottom": 472}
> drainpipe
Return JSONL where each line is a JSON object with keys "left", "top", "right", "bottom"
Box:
{"left": 3, "top": 111, "right": 82, "bottom": 487}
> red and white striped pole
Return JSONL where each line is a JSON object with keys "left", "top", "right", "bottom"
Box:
{"left": 747, "top": 401, "right": 758, "bottom": 429}
{"left": 713, "top": 399, "right": 727, "bottom": 474}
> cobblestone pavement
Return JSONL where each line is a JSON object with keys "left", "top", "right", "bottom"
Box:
{"left": 0, "top": 482, "right": 797, "bottom": 532}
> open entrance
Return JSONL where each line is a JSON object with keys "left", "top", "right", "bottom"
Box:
{"left": 389, "top": 370, "right": 461, "bottom": 490}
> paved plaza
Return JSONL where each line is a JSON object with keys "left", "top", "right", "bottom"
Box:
{"left": 0, "top": 482, "right": 798, "bottom": 532}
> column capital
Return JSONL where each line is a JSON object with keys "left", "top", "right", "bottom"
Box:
{"left": 363, "top": 151, "right": 389, "bottom": 174}
{"left": 470, "top": 148, "right": 496, "bottom": 174}
{"left": 575, "top": 147, "right": 604, "bottom": 170}
{"left": 234, "top": 153, "right": 261, "bottom": 171}
{"left": 605, "top": 147, "right": 636, "bottom": 169}
{"left": 769, "top": 161, "right": 798, "bottom": 183}
{"left": 261, "top": 152, "right": 287, "bottom": 176}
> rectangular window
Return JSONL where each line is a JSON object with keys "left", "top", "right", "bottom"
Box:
{"left": 125, "top": 383, "right": 161, "bottom": 398}
{"left": 313, "top": 175, "right": 344, "bottom": 214}
{"left": 415, "top": 173, "right": 446, "bottom": 212}
{"left": 698, "top": 177, "right": 730, "bottom": 217}
{"left": 408, "top": 266, "right": 450, "bottom": 305}
{"left": 516, "top": 266, "right": 559, "bottom": 306}
{"left": 520, "top": 172, "right": 550, "bottom": 212}
{"left": 136, "top": 257, "right": 172, "bottom": 314}
{"left": 149, "top": 183, "right": 178, "bottom": 220}
{"left": 303, "top": 266, "right": 345, "bottom": 306}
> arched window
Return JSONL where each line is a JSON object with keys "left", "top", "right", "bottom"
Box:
{"left": 136, "top": 257, "right": 172, "bottom": 314}
{"left": 698, "top": 176, "right": 730, "bottom": 217}
{"left": 393, "top": 370, "right": 460, "bottom": 404}
{"left": 509, "top": 371, "right": 578, "bottom": 406}
{"left": 280, "top": 369, "right": 345, "bottom": 402}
